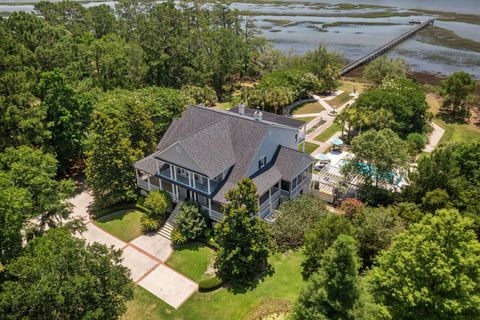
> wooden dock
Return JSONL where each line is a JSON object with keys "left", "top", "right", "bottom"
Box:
{"left": 340, "top": 19, "right": 435, "bottom": 76}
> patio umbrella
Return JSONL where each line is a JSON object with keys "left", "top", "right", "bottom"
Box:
{"left": 315, "top": 154, "right": 330, "bottom": 161}
{"left": 330, "top": 137, "right": 344, "bottom": 146}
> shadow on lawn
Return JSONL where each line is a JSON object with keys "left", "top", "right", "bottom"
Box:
{"left": 96, "top": 209, "right": 131, "bottom": 223}
{"left": 437, "top": 111, "right": 468, "bottom": 124}
{"left": 173, "top": 242, "right": 205, "bottom": 252}
{"left": 226, "top": 263, "right": 275, "bottom": 294}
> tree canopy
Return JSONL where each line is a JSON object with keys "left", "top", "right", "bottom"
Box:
{"left": 440, "top": 71, "right": 476, "bottom": 117}
{"left": 363, "top": 56, "right": 409, "bottom": 86}
{"left": 302, "top": 213, "right": 354, "bottom": 279}
{"left": 347, "top": 128, "right": 410, "bottom": 190}
{"left": 214, "top": 179, "right": 272, "bottom": 286}
{"left": 293, "top": 235, "right": 372, "bottom": 320}
{"left": 341, "top": 79, "right": 429, "bottom": 137}
{"left": 0, "top": 228, "right": 133, "bottom": 320}
{"left": 269, "top": 193, "right": 328, "bottom": 252}
{"left": 405, "top": 143, "right": 480, "bottom": 230}
{"left": 368, "top": 209, "right": 480, "bottom": 319}
{"left": 0, "top": 146, "right": 75, "bottom": 231}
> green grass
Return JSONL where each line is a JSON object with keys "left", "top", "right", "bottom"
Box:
{"left": 166, "top": 243, "right": 216, "bottom": 282}
{"left": 417, "top": 26, "right": 480, "bottom": 53}
{"left": 123, "top": 251, "right": 306, "bottom": 320}
{"left": 328, "top": 92, "right": 352, "bottom": 108}
{"left": 291, "top": 101, "right": 324, "bottom": 115}
{"left": 338, "top": 80, "right": 367, "bottom": 94}
{"left": 93, "top": 209, "right": 145, "bottom": 242}
{"left": 295, "top": 116, "right": 316, "bottom": 123}
{"left": 435, "top": 119, "right": 480, "bottom": 145}
{"left": 301, "top": 141, "right": 320, "bottom": 154}
{"left": 314, "top": 123, "right": 342, "bottom": 142}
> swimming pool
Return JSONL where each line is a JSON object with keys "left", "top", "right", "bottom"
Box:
{"left": 338, "top": 159, "right": 404, "bottom": 186}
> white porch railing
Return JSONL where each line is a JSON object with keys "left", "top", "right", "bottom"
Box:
{"left": 138, "top": 179, "right": 149, "bottom": 190}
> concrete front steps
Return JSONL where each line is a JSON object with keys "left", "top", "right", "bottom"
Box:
{"left": 158, "top": 202, "right": 183, "bottom": 240}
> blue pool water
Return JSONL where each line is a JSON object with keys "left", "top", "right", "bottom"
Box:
{"left": 338, "top": 159, "right": 404, "bottom": 186}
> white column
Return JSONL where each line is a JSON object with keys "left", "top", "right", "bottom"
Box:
{"left": 269, "top": 188, "right": 272, "bottom": 214}
{"left": 173, "top": 165, "right": 177, "bottom": 181}
{"left": 135, "top": 169, "right": 140, "bottom": 186}
{"left": 207, "top": 179, "right": 211, "bottom": 194}
{"left": 208, "top": 198, "right": 212, "bottom": 216}
{"left": 193, "top": 174, "right": 196, "bottom": 189}
{"left": 169, "top": 164, "right": 174, "bottom": 179}
{"left": 147, "top": 176, "right": 151, "bottom": 191}
{"left": 156, "top": 160, "right": 160, "bottom": 174}
{"left": 159, "top": 179, "right": 163, "bottom": 189}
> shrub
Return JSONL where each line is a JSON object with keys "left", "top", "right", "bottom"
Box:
{"left": 175, "top": 202, "right": 209, "bottom": 242}
{"left": 406, "top": 132, "right": 426, "bottom": 152}
{"left": 270, "top": 194, "right": 327, "bottom": 252}
{"left": 143, "top": 190, "right": 172, "bottom": 220}
{"left": 141, "top": 216, "right": 161, "bottom": 233}
{"left": 171, "top": 229, "right": 188, "bottom": 245}
{"left": 136, "top": 195, "right": 146, "bottom": 206}
{"left": 340, "top": 198, "right": 363, "bottom": 218}
{"left": 198, "top": 276, "right": 223, "bottom": 292}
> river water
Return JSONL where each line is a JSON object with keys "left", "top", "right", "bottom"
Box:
{"left": 1, "top": 0, "right": 479, "bottom": 77}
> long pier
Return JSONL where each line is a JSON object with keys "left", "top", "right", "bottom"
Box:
{"left": 340, "top": 19, "right": 435, "bottom": 76}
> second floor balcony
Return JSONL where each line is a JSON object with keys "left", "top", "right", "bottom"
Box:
{"left": 157, "top": 162, "right": 219, "bottom": 195}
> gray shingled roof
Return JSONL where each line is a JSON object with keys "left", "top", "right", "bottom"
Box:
{"left": 135, "top": 105, "right": 313, "bottom": 203}
{"left": 228, "top": 105, "right": 306, "bottom": 129}
{"left": 134, "top": 154, "right": 158, "bottom": 175}
{"left": 251, "top": 166, "right": 282, "bottom": 196}
{"left": 274, "top": 146, "right": 314, "bottom": 181}
{"left": 157, "top": 118, "right": 236, "bottom": 178}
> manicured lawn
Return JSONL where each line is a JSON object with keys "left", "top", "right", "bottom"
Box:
{"left": 123, "top": 251, "right": 306, "bottom": 320}
{"left": 291, "top": 101, "right": 324, "bottom": 115}
{"left": 435, "top": 118, "right": 480, "bottom": 145}
{"left": 300, "top": 141, "right": 319, "bottom": 154}
{"left": 166, "top": 242, "right": 216, "bottom": 282}
{"left": 295, "top": 116, "right": 316, "bottom": 123}
{"left": 314, "top": 122, "right": 342, "bottom": 142}
{"left": 93, "top": 209, "right": 145, "bottom": 242}
{"left": 328, "top": 91, "right": 352, "bottom": 108}
{"left": 338, "top": 80, "right": 367, "bottom": 94}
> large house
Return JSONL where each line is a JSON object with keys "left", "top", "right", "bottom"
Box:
{"left": 134, "top": 104, "right": 314, "bottom": 222}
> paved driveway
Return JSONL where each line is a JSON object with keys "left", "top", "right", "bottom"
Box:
{"left": 69, "top": 191, "right": 198, "bottom": 309}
